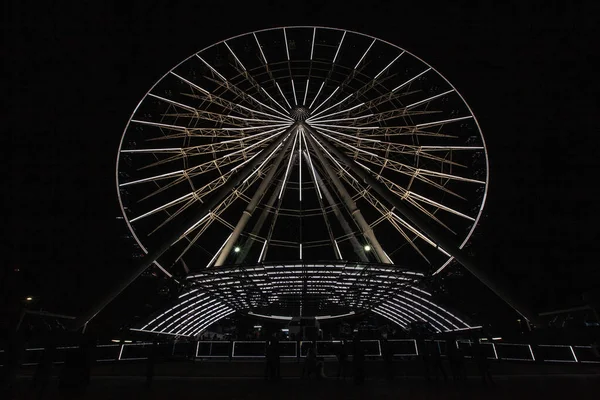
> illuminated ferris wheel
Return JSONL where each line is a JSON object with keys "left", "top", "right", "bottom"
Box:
{"left": 115, "top": 27, "right": 489, "bottom": 334}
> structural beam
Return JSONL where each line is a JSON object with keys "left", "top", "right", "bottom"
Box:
{"left": 74, "top": 124, "right": 299, "bottom": 329}
{"left": 303, "top": 123, "right": 537, "bottom": 322}
{"left": 304, "top": 130, "right": 391, "bottom": 264}
{"left": 214, "top": 126, "right": 297, "bottom": 266}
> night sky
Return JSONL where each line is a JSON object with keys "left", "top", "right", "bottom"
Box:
{"left": 5, "top": 2, "right": 599, "bottom": 325}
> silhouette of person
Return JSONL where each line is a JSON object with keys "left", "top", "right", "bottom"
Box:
{"left": 336, "top": 340, "right": 348, "bottom": 380}
{"left": 352, "top": 337, "right": 365, "bottom": 385}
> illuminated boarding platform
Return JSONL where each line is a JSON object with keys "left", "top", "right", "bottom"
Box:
{"left": 133, "top": 262, "right": 475, "bottom": 338}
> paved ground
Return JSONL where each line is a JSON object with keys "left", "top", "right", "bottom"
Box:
{"left": 7, "top": 359, "right": 600, "bottom": 399}
{"left": 9, "top": 374, "right": 600, "bottom": 399}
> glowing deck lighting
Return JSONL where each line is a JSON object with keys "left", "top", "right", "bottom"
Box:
{"left": 528, "top": 345, "right": 536, "bottom": 361}
{"left": 332, "top": 31, "right": 346, "bottom": 64}
{"left": 303, "top": 79, "right": 309, "bottom": 105}
{"left": 26, "top": 297, "right": 33, "bottom": 301}
{"left": 355, "top": 38, "right": 376, "bottom": 69}
{"left": 364, "top": 245, "right": 371, "bottom": 251}
{"left": 570, "top": 346, "right": 578, "bottom": 362}
{"left": 234, "top": 247, "right": 241, "bottom": 253}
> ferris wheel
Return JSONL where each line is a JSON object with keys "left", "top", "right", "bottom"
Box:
{"left": 116, "top": 26, "right": 489, "bottom": 282}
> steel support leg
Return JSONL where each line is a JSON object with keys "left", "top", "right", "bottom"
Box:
{"left": 214, "top": 126, "right": 297, "bottom": 266}
{"left": 303, "top": 123, "right": 536, "bottom": 322}
{"left": 304, "top": 129, "right": 391, "bottom": 264}
{"left": 73, "top": 124, "right": 298, "bottom": 329}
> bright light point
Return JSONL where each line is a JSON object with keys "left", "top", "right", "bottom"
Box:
{"left": 234, "top": 247, "right": 241, "bottom": 253}
{"left": 26, "top": 297, "right": 33, "bottom": 301}
{"left": 364, "top": 245, "right": 372, "bottom": 251}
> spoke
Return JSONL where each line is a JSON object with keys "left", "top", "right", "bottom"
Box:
{"left": 291, "top": 80, "right": 298, "bottom": 106}
{"left": 310, "top": 27, "right": 316, "bottom": 60}
{"left": 307, "top": 93, "right": 353, "bottom": 120}
{"left": 171, "top": 71, "right": 290, "bottom": 122}
{"left": 392, "top": 68, "right": 431, "bottom": 92}
{"left": 260, "top": 87, "right": 292, "bottom": 115}
{"left": 308, "top": 81, "right": 325, "bottom": 109}
{"left": 416, "top": 115, "right": 473, "bottom": 129}
{"left": 300, "top": 131, "right": 322, "bottom": 199}
{"left": 373, "top": 51, "right": 405, "bottom": 80}
{"left": 302, "top": 79, "right": 309, "bottom": 106}
{"left": 129, "top": 126, "right": 287, "bottom": 170}
{"left": 310, "top": 126, "right": 470, "bottom": 167}
{"left": 332, "top": 31, "right": 347, "bottom": 64}
{"left": 391, "top": 212, "right": 450, "bottom": 256}
{"left": 130, "top": 192, "right": 194, "bottom": 223}
{"left": 148, "top": 93, "right": 197, "bottom": 113}
{"left": 253, "top": 32, "right": 268, "bottom": 65}
{"left": 278, "top": 130, "right": 299, "bottom": 199}
{"left": 275, "top": 81, "right": 292, "bottom": 109}
{"left": 406, "top": 89, "right": 454, "bottom": 109}
{"left": 355, "top": 38, "right": 376, "bottom": 69}
{"left": 119, "top": 170, "right": 184, "bottom": 187}
{"left": 310, "top": 129, "right": 471, "bottom": 198}
{"left": 283, "top": 28, "right": 290, "bottom": 60}
{"left": 197, "top": 56, "right": 293, "bottom": 121}
{"left": 306, "top": 103, "right": 365, "bottom": 122}
{"left": 224, "top": 41, "right": 246, "bottom": 71}
{"left": 298, "top": 126, "right": 302, "bottom": 201}
{"left": 310, "top": 86, "right": 339, "bottom": 114}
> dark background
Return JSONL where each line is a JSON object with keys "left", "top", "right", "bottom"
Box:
{"left": 4, "top": 1, "right": 599, "bottom": 327}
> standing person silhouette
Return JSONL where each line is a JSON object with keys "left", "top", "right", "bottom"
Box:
{"left": 146, "top": 340, "right": 159, "bottom": 388}
{"left": 353, "top": 337, "right": 365, "bottom": 385}
{"left": 336, "top": 340, "right": 348, "bottom": 380}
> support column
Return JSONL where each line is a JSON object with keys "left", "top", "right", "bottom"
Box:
{"left": 309, "top": 159, "right": 368, "bottom": 262}
{"left": 214, "top": 126, "right": 297, "bottom": 266}
{"left": 74, "top": 123, "right": 298, "bottom": 329}
{"left": 303, "top": 123, "right": 537, "bottom": 322}
{"left": 304, "top": 130, "right": 391, "bottom": 264}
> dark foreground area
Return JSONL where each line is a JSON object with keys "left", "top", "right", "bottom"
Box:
{"left": 6, "top": 359, "right": 600, "bottom": 399}
{"left": 10, "top": 374, "right": 600, "bottom": 400}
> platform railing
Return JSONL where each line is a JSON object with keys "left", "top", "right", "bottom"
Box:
{"left": 1, "top": 340, "right": 599, "bottom": 366}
